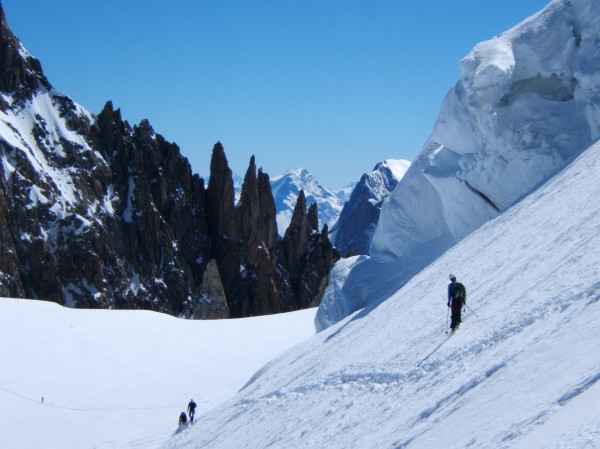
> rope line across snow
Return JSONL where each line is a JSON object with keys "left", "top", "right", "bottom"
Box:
{"left": 0, "top": 386, "right": 181, "bottom": 411}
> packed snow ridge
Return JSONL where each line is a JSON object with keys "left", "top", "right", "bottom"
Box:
{"left": 318, "top": 0, "right": 600, "bottom": 330}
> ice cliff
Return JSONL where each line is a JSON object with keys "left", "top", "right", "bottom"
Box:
{"left": 317, "top": 0, "right": 600, "bottom": 330}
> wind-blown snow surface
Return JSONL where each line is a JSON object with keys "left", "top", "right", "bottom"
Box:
{"left": 320, "top": 0, "right": 600, "bottom": 330}
{"left": 162, "top": 139, "right": 600, "bottom": 448}
{"left": 0, "top": 302, "right": 316, "bottom": 449}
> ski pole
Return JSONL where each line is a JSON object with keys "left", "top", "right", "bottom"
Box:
{"left": 464, "top": 303, "right": 479, "bottom": 317}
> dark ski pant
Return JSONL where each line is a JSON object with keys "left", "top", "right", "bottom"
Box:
{"left": 450, "top": 301, "right": 463, "bottom": 330}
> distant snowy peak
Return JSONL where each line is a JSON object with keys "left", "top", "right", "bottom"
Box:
{"left": 364, "top": 159, "right": 410, "bottom": 203}
{"left": 271, "top": 168, "right": 327, "bottom": 198}
{"left": 271, "top": 168, "right": 344, "bottom": 233}
{"left": 330, "top": 159, "right": 410, "bottom": 255}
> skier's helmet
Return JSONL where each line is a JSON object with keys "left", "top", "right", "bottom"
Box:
{"left": 449, "top": 274, "right": 456, "bottom": 281}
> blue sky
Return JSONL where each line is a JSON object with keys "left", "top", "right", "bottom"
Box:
{"left": 4, "top": 0, "right": 549, "bottom": 188}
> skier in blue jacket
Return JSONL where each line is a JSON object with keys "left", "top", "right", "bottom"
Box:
{"left": 447, "top": 274, "right": 466, "bottom": 332}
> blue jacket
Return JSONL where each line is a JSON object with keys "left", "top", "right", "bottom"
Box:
{"left": 448, "top": 281, "right": 463, "bottom": 306}
{"left": 448, "top": 282, "right": 453, "bottom": 305}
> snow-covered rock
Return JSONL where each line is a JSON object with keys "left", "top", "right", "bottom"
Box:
{"left": 319, "top": 0, "right": 600, "bottom": 330}
{"left": 271, "top": 168, "right": 344, "bottom": 233}
{"left": 330, "top": 159, "right": 410, "bottom": 255}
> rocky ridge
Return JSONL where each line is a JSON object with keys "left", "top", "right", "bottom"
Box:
{"left": 0, "top": 6, "right": 337, "bottom": 318}
{"left": 330, "top": 159, "right": 410, "bottom": 256}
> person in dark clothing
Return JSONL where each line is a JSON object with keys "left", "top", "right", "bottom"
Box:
{"left": 447, "top": 274, "right": 466, "bottom": 332}
{"left": 187, "top": 399, "right": 197, "bottom": 423}
{"left": 179, "top": 411, "right": 188, "bottom": 427}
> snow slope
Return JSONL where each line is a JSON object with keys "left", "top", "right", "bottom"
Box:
{"left": 320, "top": 0, "right": 600, "bottom": 329}
{"left": 0, "top": 301, "right": 316, "bottom": 449}
{"left": 161, "top": 137, "right": 600, "bottom": 448}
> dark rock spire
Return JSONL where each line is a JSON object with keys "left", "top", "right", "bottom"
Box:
{"left": 237, "top": 156, "right": 278, "bottom": 265}
{"left": 206, "top": 142, "right": 241, "bottom": 316}
{"left": 282, "top": 190, "right": 311, "bottom": 272}
{"left": 234, "top": 155, "right": 281, "bottom": 316}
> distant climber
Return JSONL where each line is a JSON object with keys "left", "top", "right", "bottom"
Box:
{"left": 179, "top": 411, "right": 188, "bottom": 428}
{"left": 447, "top": 274, "right": 466, "bottom": 332}
{"left": 187, "top": 399, "right": 197, "bottom": 423}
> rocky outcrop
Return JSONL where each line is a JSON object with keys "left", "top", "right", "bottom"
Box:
{"left": 0, "top": 95, "right": 214, "bottom": 314}
{"left": 330, "top": 160, "right": 409, "bottom": 256}
{"left": 279, "top": 194, "right": 339, "bottom": 310}
{"left": 237, "top": 156, "right": 278, "bottom": 265}
{"left": 0, "top": 5, "right": 337, "bottom": 318}
{"left": 192, "top": 259, "right": 229, "bottom": 320}
{"left": 207, "top": 151, "right": 340, "bottom": 316}
{"left": 281, "top": 191, "right": 312, "bottom": 274}
{"left": 206, "top": 142, "right": 241, "bottom": 316}
{"left": 235, "top": 156, "right": 280, "bottom": 316}
{"left": 0, "top": 169, "right": 23, "bottom": 298}
{"left": 0, "top": 6, "right": 214, "bottom": 314}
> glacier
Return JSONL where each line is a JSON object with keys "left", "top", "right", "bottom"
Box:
{"left": 317, "top": 0, "right": 600, "bottom": 330}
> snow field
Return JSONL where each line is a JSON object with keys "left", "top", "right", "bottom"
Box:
{"left": 162, "top": 140, "right": 600, "bottom": 448}
{"left": 0, "top": 300, "right": 317, "bottom": 449}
